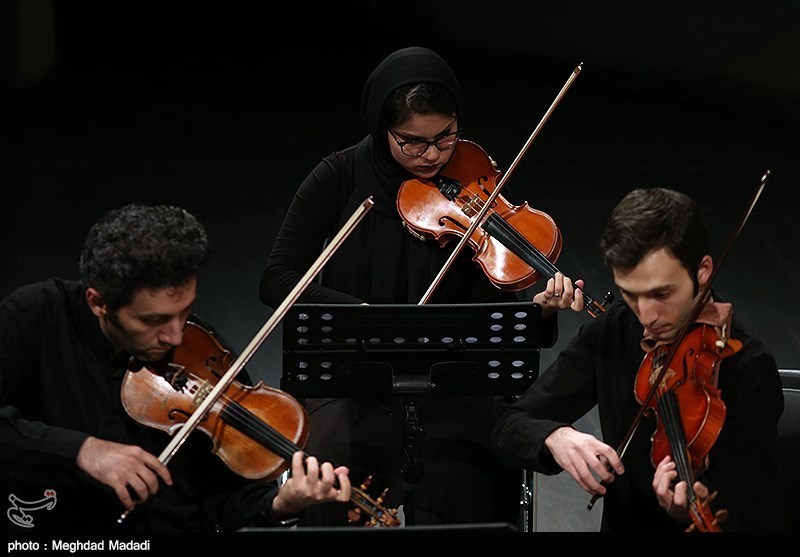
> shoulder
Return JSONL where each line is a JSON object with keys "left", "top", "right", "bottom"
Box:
{"left": 299, "top": 145, "right": 359, "bottom": 199}
{"left": 315, "top": 145, "right": 358, "bottom": 175}
{"left": 728, "top": 323, "right": 778, "bottom": 372}
{"left": 720, "top": 327, "right": 782, "bottom": 397}
{"left": 583, "top": 298, "right": 639, "bottom": 335}
{"left": 1, "top": 278, "right": 81, "bottom": 311}
{"left": 0, "top": 279, "right": 85, "bottom": 348}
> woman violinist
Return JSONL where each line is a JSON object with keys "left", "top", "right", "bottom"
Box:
{"left": 260, "top": 46, "right": 583, "bottom": 526}
{"left": 491, "top": 187, "right": 785, "bottom": 531}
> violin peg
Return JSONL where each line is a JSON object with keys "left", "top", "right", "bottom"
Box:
{"left": 347, "top": 507, "right": 362, "bottom": 524}
{"left": 715, "top": 339, "right": 726, "bottom": 349}
{"left": 360, "top": 475, "right": 373, "bottom": 490}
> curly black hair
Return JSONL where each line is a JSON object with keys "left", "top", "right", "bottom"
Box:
{"left": 79, "top": 203, "right": 211, "bottom": 310}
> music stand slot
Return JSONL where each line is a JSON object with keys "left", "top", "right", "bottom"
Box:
{"left": 281, "top": 302, "right": 543, "bottom": 398}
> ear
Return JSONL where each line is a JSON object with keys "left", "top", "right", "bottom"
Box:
{"left": 697, "top": 255, "right": 713, "bottom": 286}
{"left": 85, "top": 287, "right": 108, "bottom": 318}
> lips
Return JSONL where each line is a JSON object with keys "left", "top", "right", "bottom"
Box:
{"left": 416, "top": 164, "right": 441, "bottom": 174}
{"left": 144, "top": 348, "right": 170, "bottom": 361}
{"left": 646, "top": 326, "right": 674, "bottom": 339}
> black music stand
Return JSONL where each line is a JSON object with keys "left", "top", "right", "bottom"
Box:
{"left": 281, "top": 301, "right": 543, "bottom": 526}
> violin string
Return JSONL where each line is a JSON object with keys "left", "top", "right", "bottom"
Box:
{"left": 657, "top": 390, "right": 710, "bottom": 527}
{"left": 222, "top": 400, "right": 302, "bottom": 458}
{"left": 482, "top": 209, "right": 605, "bottom": 314}
{"left": 222, "top": 400, "right": 395, "bottom": 524}
{"left": 657, "top": 382, "right": 713, "bottom": 530}
{"left": 465, "top": 193, "right": 558, "bottom": 278}
{"left": 658, "top": 388, "right": 696, "bottom": 500}
{"left": 177, "top": 371, "right": 394, "bottom": 524}
{"left": 487, "top": 213, "right": 561, "bottom": 278}
{"left": 179, "top": 370, "right": 301, "bottom": 458}
{"left": 465, "top": 190, "right": 558, "bottom": 278}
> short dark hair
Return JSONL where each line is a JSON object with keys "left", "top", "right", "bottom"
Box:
{"left": 79, "top": 203, "right": 211, "bottom": 309}
{"left": 601, "top": 188, "right": 709, "bottom": 290}
{"left": 380, "top": 81, "right": 458, "bottom": 129}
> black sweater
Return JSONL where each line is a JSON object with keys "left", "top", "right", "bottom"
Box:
{"left": 0, "top": 278, "right": 284, "bottom": 533}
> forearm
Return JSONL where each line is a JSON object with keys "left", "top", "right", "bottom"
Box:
{"left": 0, "top": 405, "right": 87, "bottom": 471}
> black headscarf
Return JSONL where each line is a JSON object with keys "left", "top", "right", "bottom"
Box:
{"left": 323, "top": 47, "right": 471, "bottom": 304}
{"left": 360, "top": 46, "right": 462, "bottom": 141}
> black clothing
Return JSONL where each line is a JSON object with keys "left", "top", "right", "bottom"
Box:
{"left": 0, "top": 278, "right": 283, "bottom": 533}
{"left": 260, "top": 47, "right": 557, "bottom": 525}
{"left": 491, "top": 298, "right": 785, "bottom": 531}
{"left": 260, "top": 142, "right": 547, "bottom": 525}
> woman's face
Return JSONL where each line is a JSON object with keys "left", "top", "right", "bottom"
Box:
{"left": 386, "top": 113, "right": 459, "bottom": 180}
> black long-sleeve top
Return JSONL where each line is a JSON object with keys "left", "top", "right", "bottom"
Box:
{"left": 491, "top": 298, "right": 785, "bottom": 531}
{"left": 260, "top": 145, "right": 526, "bottom": 307}
{"left": 259, "top": 145, "right": 559, "bottom": 446}
{"left": 0, "top": 278, "right": 284, "bottom": 533}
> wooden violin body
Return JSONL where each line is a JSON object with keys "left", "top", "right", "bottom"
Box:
{"left": 397, "top": 140, "right": 562, "bottom": 292}
{"left": 634, "top": 321, "right": 742, "bottom": 532}
{"left": 635, "top": 323, "right": 741, "bottom": 472}
{"left": 397, "top": 140, "right": 611, "bottom": 315}
{"left": 122, "top": 320, "right": 309, "bottom": 481}
{"left": 121, "top": 320, "right": 400, "bottom": 527}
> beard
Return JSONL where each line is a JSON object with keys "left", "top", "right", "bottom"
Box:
{"left": 103, "top": 310, "right": 150, "bottom": 362}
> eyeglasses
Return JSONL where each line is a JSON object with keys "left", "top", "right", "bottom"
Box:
{"left": 387, "top": 127, "right": 463, "bottom": 157}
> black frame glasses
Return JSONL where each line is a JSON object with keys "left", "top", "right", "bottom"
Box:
{"left": 387, "top": 127, "right": 463, "bottom": 157}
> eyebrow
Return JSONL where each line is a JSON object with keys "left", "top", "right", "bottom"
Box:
{"left": 395, "top": 120, "right": 457, "bottom": 141}
{"left": 619, "top": 285, "right": 673, "bottom": 298}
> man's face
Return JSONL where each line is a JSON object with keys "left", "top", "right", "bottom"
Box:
{"left": 95, "top": 277, "right": 197, "bottom": 362}
{"left": 612, "top": 247, "right": 708, "bottom": 343}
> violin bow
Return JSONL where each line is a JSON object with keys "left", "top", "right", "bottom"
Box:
{"left": 587, "top": 170, "right": 770, "bottom": 511}
{"left": 118, "top": 196, "right": 374, "bottom": 523}
{"left": 419, "top": 63, "right": 584, "bottom": 304}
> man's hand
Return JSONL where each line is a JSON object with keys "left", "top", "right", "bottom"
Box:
{"left": 652, "top": 455, "right": 712, "bottom": 524}
{"left": 76, "top": 436, "right": 172, "bottom": 511}
{"left": 544, "top": 426, "right": 624, "bottom": 496}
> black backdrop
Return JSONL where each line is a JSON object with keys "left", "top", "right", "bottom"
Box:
{"left": 2, "top": 1, "right": 799, "bottom": 531}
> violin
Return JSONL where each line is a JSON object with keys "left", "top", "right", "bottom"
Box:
{"left": 122, "top": 320, "right": 308, "bottom": 481}
{"left": 122, "top": 319, "right": 400, "bottom": 527}
{"left": 636, "top": 322, "right": 741, "bottom": 475}
{"left": 397, "top": 139, "right": 612, "bottom": 316}
{"left": 398, "top": 140, "right": 561, "bottom": 291}
{"left": 117, "top": 198, "right": 397, "bottom": 526}
{"left": 586, "top": 171, "right": 770, "bottom": 532}
{"left": 634, "top": 318, "right": 741, "bottom": 531}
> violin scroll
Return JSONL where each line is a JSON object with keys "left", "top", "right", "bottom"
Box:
{"left": 348, "top": 476, "right": 401, "bottom": 527}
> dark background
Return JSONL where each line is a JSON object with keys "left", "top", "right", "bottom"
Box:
{"left": 2, "top": 1, "right": 798, "bottom": 531}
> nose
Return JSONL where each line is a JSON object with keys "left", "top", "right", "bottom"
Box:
{"left": 419, "top": 144, "right": 442, "bottom": 162}
{"left": 159, "top": 318, "right": 185, "bottom": 347}
{"left": 636, "top": 298, "right": 659, "bottom": 328}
